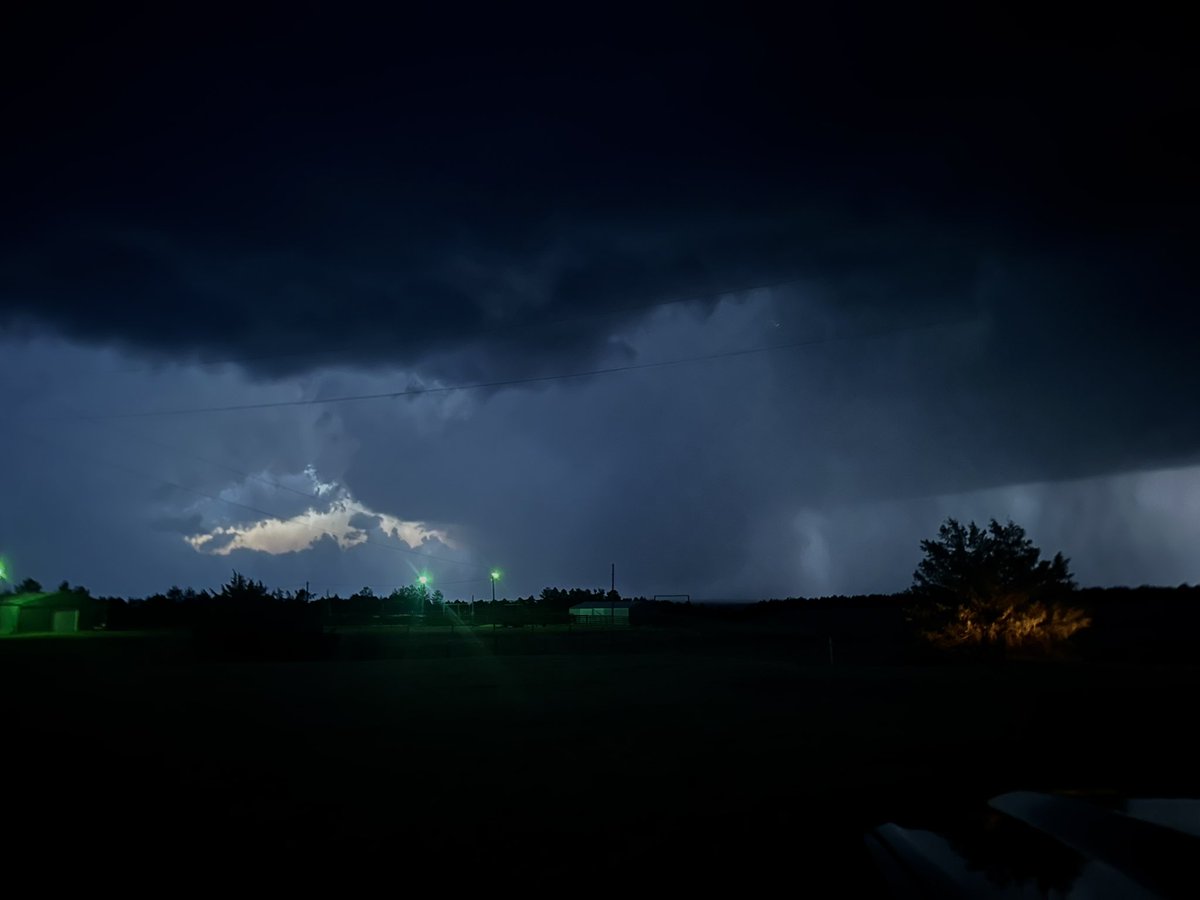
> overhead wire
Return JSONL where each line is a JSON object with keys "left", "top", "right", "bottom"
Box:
{"left": 32, "top": 397, "right": 482, "bottom": 570}
{"left": 87, "top": 272, "right": 815, "bottom": 376}
{"left": 4, "top": 291, "right": 979, "bottom": 594}
{"left": 9, "top": 426, "right": 483, "bottom": 573}
{"left": 27, "top": 314, "right": 976, "bottom": 422}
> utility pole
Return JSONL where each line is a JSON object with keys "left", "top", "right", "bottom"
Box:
{"left": 611, "top": 562, "right": 615, "bottom": 623}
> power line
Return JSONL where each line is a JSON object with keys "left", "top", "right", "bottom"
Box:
{"left": 123, "top": 434, "right": 477, "bottom": 569}
{"left": 90, "top": 273, "right": 813, "bottom": 376}
{"left": 5, "top": 311, "right": 976, "bottom": 593}
{"left": 300, "top": 575, "right": 500, "bottom": 593}
{"left": 10, "top": 427, "right": 482, "bottom": 571}
{"left": 34, "top": 315, "right": 973, "bottom": 421}
{"left": 30, "top": 390, "right": 477, "bottom": 570}
{"left": 99, "top": 425, "right": 354, "bottom": 511}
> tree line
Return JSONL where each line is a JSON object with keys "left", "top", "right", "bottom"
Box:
{"left": 20, "top": 575, "right": 634, "bottom": 630}
{"left": 6, "top": 517, "right": 1197, "bottom": 659}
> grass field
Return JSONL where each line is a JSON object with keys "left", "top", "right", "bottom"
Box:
{"left": 4, "top": 626, "right": 1199, "bottom": 888}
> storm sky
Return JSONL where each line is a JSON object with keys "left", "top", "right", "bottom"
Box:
{"left": 2, "top": 5, "right": 1197, "bottom": 598}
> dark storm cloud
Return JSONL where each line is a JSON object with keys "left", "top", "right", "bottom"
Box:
{"left": 4, "top": 6, "right": 1194, "bottom": 384}
{"left": 149, "top": 512, "right": 204, "bottom": 535}
{"left": 346, "top": 511, "right": 380, "bottom": 531}
{"left": 2, "top": 325, "right": 1197, "bottom": 600}
{"left": 2, "top": 5, "right": 1198, "bottom": 598}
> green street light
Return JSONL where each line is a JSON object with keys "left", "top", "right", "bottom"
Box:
{"left": 416, "top": 574, "right": 431, "bottom": 618}
{"left": 490, "top": 569, "right": 500, "bottom": 603}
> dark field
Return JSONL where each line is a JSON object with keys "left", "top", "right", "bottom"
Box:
{"left": 6, "top": 626, "right": 1199, "bottom": 889}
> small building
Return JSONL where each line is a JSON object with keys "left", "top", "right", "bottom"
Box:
{"left": 0, "top": 592, "right": 87, "bottom": 635}
{"left": 569, "top": 599, "right": 632, "bottom": 625}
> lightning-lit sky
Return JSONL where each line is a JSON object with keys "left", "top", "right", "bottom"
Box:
{"left": 2, "top": 6, "right": 1197, "bottom": 599}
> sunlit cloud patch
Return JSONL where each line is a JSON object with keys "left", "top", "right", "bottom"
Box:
{"left": 185, "top": 491, "right": 452, "bottom": 558}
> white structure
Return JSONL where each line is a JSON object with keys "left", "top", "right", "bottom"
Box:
{"left": 569, "top": 599, "right": 632, "bottom": 625}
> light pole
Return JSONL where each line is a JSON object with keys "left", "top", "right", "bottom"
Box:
{"left": 490, "top": 570, "right": 500, "bottom": 603}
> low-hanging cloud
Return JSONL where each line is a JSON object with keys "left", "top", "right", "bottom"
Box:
{"left": 1, "top": 7, "right": 1196, "bottom": 599}
{"left": 185, "top": 495, "right": 451, "bottom": 558}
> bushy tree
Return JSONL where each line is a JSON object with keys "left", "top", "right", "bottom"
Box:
{"left": 219, "top": 571, "right": 271, "bottom": 603}
{"left": 537, "top": 587, "right": 607, "bottom": 611}
{"left": 908, "top": 518, "right": 1090, "bottom": 653}
{"left": 386, "top": 584, "right": 444, "bottom": 615}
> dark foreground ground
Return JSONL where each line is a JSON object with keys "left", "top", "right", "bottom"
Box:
{"left": 4, "top": 626, "right": 1199, "bottom": 891}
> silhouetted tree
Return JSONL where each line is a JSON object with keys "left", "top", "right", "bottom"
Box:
{"left": 537, "top": 587, "right": 607, "bottom": 612}
{"left": 427, "top": 588, "right": 445, "bottom": 615}
{"left": 908, "top": 518, "right": 1089, "bottom": 653}
{"left": 17, "top": 577, "right": 42, "bottom": 594}
{"left": 219, "top": 571, "right": 271, "bottom": 603}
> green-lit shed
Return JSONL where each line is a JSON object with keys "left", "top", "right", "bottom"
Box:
{"left": 569, "top": 599, "right": 632, "bottom": 625}
{"left": 0, "top": 592, "right": 88, "bottom": 635}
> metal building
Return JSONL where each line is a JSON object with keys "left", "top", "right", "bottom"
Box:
{"left": 0, "top": 592, "right": 86, "bottom": 635}
{"left": 569, "top": 599, "right": 632, "bottom": 625}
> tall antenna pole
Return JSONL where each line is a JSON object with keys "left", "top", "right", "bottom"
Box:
{"left": 611, "top": 563, "right": 615, "bottom": 622}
